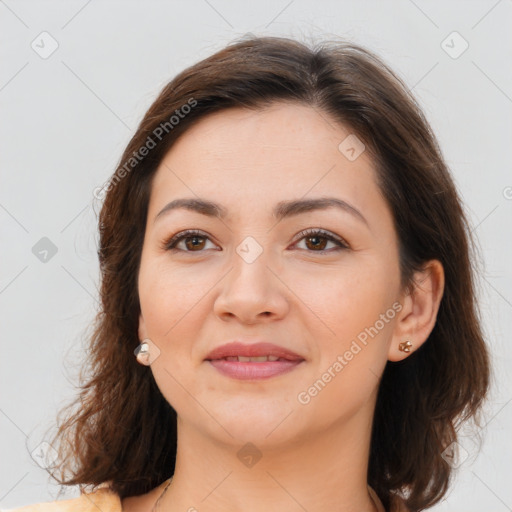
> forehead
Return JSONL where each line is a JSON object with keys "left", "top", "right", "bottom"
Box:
{"left": 163, "top": 103, "right": 363, "bottom": 168}
{"left": 148, "top": 103, "right": 386, "bottom": 226}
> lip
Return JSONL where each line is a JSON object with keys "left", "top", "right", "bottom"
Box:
{"left": 205, "top": 341, "right": 305, "bottom": 381}
{"left": 205, "top": 341, "right": 304, "bottom": 361}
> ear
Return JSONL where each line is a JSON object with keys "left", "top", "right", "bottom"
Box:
{"left": 388, "top": 259, "right": 445, "bottom": 362}
{"left": 138, "top": 312, "right": 148, "bottom": 341}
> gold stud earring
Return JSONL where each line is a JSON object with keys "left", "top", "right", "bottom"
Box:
{"left": 398, "top": 340, "right": 412, "bottom": 353}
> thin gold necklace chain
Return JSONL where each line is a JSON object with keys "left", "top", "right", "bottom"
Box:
{"left": 151, "top": 478, "right": 172, "bottom": 512}
{"left": 151, "top": 478, "right": 382, "bottom": 512}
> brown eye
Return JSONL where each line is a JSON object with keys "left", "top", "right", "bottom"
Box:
{"left": 304, "top": 234, "right": 329, "bottom": 251}
{"left": 163, "top": 230, "right": 215, "bottom": 252}
{"left": 183, "top": 235, "right": 207, "bottom": 251}
{"left": 294, "top": 229, "right": 349, "bottom": 253}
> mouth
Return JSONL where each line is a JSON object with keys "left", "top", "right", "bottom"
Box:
{"left": 205, "top": 341, "right": 305, "bottom": 380}
{"left": 212, "top": 355, "right": 294, "bottom": 362}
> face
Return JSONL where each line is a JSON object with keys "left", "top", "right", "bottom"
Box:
{"left": 137, "top": 103, "right": 403, "bottom": 447}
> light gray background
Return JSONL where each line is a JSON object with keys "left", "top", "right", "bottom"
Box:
{"left": 1, "top": 0, "right": 511, "bottom": 510}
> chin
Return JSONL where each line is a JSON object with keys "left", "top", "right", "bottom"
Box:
{"left": 205, "top": 401, "right": 304, "bottom": 443}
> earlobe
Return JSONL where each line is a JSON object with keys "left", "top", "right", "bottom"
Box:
{"left": 388, "top": 260, "right": 445, "bottom": 362}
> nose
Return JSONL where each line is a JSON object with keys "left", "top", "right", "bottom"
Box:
{"left": 212, "top": 243, "right": 290, "bottom": 324}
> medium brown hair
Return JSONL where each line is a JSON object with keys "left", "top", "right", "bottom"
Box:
{"left": 45, "top": 35, "right": 491, "bottom": 511}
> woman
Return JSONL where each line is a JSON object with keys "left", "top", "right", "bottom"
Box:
{"left": 12, "top": 35, "right": 490, "bottom": 512}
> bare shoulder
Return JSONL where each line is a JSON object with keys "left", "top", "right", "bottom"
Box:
{"left": 2, "top": 487, "right": 121, "bottom": 512}
{"left": 3, "top": 479, "right": 171, "bottom": 512}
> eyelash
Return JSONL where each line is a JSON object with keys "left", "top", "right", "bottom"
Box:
{"left": 161, "top": 228, "right": 349, "bottom": 254}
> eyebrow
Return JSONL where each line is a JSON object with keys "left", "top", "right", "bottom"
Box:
{"left": 154, "top": 197, "right": 369, "bottom": 226}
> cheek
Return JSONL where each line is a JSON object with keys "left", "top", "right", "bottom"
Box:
{"left": 293, "top": 258, "right": 398, "bottom": 340}
{"left": 298, "top": 272, "right": 397, "bottom": 421}
{"left": 138, "top": 259, "right": 205, "bottom": 335}
{"left": 138, "top": 261, "right": 205, "bottom": 411}
{"left": 304, "top": 259, "right": 399, "bottom": 403}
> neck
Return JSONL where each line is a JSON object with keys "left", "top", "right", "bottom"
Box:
{"left": 157, "top": 402, "right": 379, "bottom": 512}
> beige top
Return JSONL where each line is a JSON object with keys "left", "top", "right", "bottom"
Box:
{"left": 3, "top": 479, "right": 409, "bottom": 512}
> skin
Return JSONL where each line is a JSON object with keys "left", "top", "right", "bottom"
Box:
{"left": 122, "top": 103, "right": 444, "bottom": 512}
